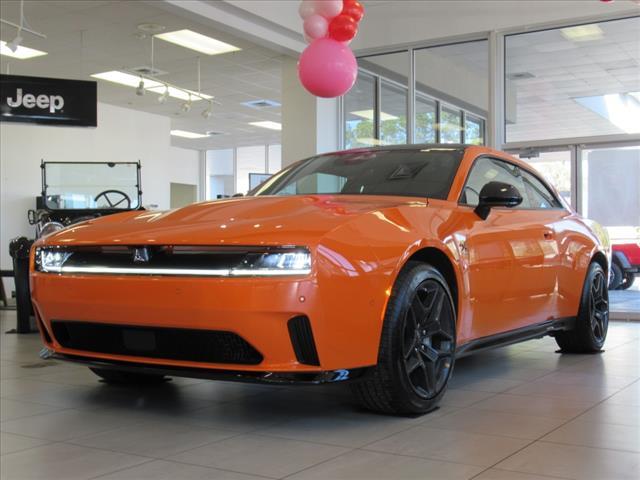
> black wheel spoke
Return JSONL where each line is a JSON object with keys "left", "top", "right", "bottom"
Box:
{"left": 104, "top": 194, "right": 115, "bottom": 207}
{"left": 402, "top": 278, "right": 455, "bottom": 400}
{"left": 419, "top": 343, "right": 439, "bottom": 363}
{"left": 406, "top": 354, "right": 422, "bottom": 374}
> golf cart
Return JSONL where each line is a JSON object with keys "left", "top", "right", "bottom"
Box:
{"left": 9, "top": 161, "right": 143, "bottom": 333}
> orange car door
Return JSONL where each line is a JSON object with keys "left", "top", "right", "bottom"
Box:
{"left": 457, "top": 157, "right": 560, "bottom": 340}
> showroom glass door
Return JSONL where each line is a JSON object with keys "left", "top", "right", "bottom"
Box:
{"left": 505, "top": 147, "right": 575, "bottom": 208}
{"left": 579, "top": 143, "right": 640, "bottom": 246}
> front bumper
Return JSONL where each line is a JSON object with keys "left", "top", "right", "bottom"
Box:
{"left": 40, "top": 348, "right": 367, "bottom": 384}
{"left": 31, "top": 266, "right": 384, "bottom": 374}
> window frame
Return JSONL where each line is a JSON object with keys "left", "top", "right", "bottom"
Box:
{"left": 457, "top": 154, "right": 567, "bottom": 211}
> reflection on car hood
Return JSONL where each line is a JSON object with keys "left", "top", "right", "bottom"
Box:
{"left": 43, "top": 195, "right": 428, "bottom": 247}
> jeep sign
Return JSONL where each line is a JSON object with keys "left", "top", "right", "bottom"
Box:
{"left": 1, "top": 74, "right": 97, "bottom": 127}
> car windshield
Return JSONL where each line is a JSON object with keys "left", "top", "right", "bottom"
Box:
{"left": 43, "top": 162, "right": 140, "bottom": 210}
{"left": 253, "top": 147, "right": 465, "bottom": 200}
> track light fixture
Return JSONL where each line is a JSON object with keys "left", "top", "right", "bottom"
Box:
{"left": 181, "top": 95, "right": 192, "bottom": 113}
{"left": 136, "top": 78, "right": 145, "bottom": 96}
{"left": 201, "top": 101, "right": 213, "bottom": 119}
{"left": 158, "top": 85, "right": 169, "bottom": 103}
{"left": 7, "top": 32, "right": 23, "bottom": 52}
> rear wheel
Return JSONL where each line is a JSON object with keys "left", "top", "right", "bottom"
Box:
{"left": 555, "top": 262, "right": 609, "bottom": 353}
{"left": 90, "top": 367, "right": 167, "bottom": 384}
{"left": 351, "top": 262, "right": 456, "bottom": 415}
{"left": 610, "top": 262, "right": 623, "bottom": 290}
{"left": 621, "top": 272, "right": 635, "bottom": 290}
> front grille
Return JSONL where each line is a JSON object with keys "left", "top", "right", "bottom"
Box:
{"left": 51, "top": 321, "right": 263, "bottom": 365}
{"left": 288, "top": 315, "right": 320, "bottom": 366}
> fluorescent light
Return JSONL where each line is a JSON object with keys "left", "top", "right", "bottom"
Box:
{"left": 91, "top": 71, "right": 163, "bottom": 89}
{"left": 249, "top": 121, "right": 282, "bottom": 131}
{"left": 0, "top": 40, "right": 47, "bottom": 59}
{"left": 146, "top": 85, "right": 212, "bottom": 101}
{"left": 155, "top": 29, "right": 240, "bottom": 55}
{"left": 561, "top": 24, "right": 604, "bottom": 42}
{"left": 170, "top": 129, "right": 209, "bottom": 139}
{"left": 356, "top": 137, "right": 388, "bottom": 146}
{"left": 350, "top": 109, "right": 398, "bottom": 121}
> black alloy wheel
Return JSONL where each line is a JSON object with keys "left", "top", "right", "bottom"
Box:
{"left": 555, "top": 262, "right": 609, "bottom": 353}
{"left": 351, "top": 262, "right": 457, "bottom": 415}
{"left": 589, "top": 269, "right": 609, "bottom": 343}
{"left": 402, "top": 279, "right": 455, "bottom": 400}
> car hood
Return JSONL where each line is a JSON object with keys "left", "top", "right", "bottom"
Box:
{"left": 43, "top": 195, "right": 427, "bottom": 247}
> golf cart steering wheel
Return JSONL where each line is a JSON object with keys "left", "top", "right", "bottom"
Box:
{"left": 94, "top": 190, "right": 132, "bottom": 209}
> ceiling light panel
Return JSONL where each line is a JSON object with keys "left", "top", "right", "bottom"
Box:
{"left": 350, "top": 110, "right": 398, "bottom": 121}
{"left": 249, "top": 121, "right": 282, "bottom": 131}
{"left": 0, "top": 41, "right": 47, "bottom": 59}
{"left": 561, "top": 24, "right": 604, "bottom": 42}
{"left": 155, "top": 29, "right": 241, "bottom": 55}
{"left": 170, "top": 129, "right": 209, "bottom": 139}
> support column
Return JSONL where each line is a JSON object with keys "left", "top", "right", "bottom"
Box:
{"left": 281, "top": 57, "right": 339, "bottom": 167}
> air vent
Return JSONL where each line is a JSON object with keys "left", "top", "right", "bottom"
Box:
{"left": 129, "top": 66, "right": 167, "bottom": 76}
{"left": 242, "top": 99, "right": 281, "bottom": 109}
{"left": 507, "top": 72, "right": 535, "bottom": 80}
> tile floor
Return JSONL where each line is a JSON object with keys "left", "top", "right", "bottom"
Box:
{"left": 1, "top": 310, "right": 639, "bottom": 480}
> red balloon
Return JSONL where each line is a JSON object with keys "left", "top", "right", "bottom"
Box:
{"left": 342, "top": 0, "right": 364, "bottom": 22}
{"left": 328, "top": 14, "right": 358, "bottom": 42}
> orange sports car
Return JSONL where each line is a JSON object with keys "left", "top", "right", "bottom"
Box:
{"left": 31, "top": 145, "right": 610, "bottom": 415}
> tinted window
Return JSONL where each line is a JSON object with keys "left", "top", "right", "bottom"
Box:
{"left": 520, "top": 169, "right": 563, "bottom": 209}
{"left": 461, "top": 157, "right": 531, "bottom": 208}
{"left": 254, "top": 148, "right": 464, "bottom": 200}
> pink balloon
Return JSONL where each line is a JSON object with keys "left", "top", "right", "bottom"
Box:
{"left": 298, "top": 0, "right": 315, "bottom": 19}
{"left": 312, "top": 0, "right": 343, "bottom": 19}
{"left": 298, "top": 38, "right": 358, "bottom": 98}
{"left": 303, "top": 14, "right": 328, "bottom": 41}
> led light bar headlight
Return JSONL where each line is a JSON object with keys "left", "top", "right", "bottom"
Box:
{"left": 234, "top": 250, "right": 311, "bottom": 276}
{"left": 35, "top": 248, "right": 73, "bottom": 273}
{"left": 33, "top": 246, "right": 311, "bottom": 277}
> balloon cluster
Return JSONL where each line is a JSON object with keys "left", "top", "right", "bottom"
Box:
{"left": 298, "top": 0, "right": 365, "bottom": 98}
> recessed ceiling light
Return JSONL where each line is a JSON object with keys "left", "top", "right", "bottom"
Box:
{"left": 561, "top": 24, "right": 604, "bottom": 42}
{"left": 155, "top": 29, "right": 241, "bottom": 55}
{"left": 249, "top": 121, "right": 282, "bottom": 131}
{"left": 170, "top": 129, "right": 209, "bottom": 139}
{"left": 0, "top": 41, "right": 47, "bottom": 59}
{"left": 91, "top": 71, "right": 163, "bottom": 89}
{"left": 350, "top": 110, "right": 398, "bottom": 121}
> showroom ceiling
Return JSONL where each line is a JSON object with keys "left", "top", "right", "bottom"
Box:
{"left": 0, "top": 0, "right": 285, "bottom": 149}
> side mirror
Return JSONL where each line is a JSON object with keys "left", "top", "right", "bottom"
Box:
{"left": 474, "top": 181, "right": 523, "bottom": 220}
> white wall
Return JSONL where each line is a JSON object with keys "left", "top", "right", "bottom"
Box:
{"left": 0, "top": 102, "right": 200, "bottom": 272}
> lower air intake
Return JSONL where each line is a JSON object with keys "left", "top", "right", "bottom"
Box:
{"left": 51, "top": 321, "right": 263, "bottom": 365}
{"left": 288, "top": 315, "right": 320, "bottom": 366}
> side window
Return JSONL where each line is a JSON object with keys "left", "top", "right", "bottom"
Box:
{"left": 520, "top": 169, "right": 562, "bottom": 209}
{"left": 461, "top": 157, "right": 530, "bottom": 208}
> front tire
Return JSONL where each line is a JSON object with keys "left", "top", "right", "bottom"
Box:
{"left": 555, "top": 262, "right": 609, "bottom": 353}
{"left": 90, "top": 367, "right": 167, "bottom": 384}
{"left": 351, "top": 262, "right": 456, "bottom": 415}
